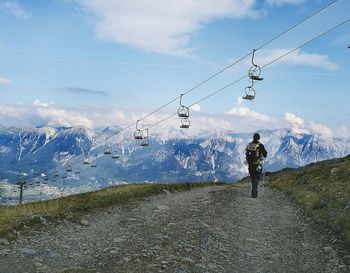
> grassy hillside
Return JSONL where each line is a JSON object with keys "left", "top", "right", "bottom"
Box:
{"left": 0, "top": 182, "right": 221, "bottom": 238}
{"left": 268, "top": 155, "right": 350, "bottom": 249}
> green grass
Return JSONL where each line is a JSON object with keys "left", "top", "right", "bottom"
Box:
{"left": 0, "top": 182, "right": 223, "bottom": 238}
{"left": 268, "top": 155, "right": 350, "bottom": 249}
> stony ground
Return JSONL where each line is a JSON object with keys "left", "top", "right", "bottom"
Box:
{"left": 0, "top": 185, "right": 349, "bottom": 273}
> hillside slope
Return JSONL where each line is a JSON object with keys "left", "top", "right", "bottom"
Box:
{"left": 268, "top": 154, "right": 350, "bottom": 249}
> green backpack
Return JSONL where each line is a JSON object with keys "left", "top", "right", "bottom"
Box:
{"left": 246, "top": 142, "right": 261, "bottom": 165}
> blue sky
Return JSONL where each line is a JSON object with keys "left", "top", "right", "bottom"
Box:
{"left": 0, "top": 0, "right": 349, "bottom": 137}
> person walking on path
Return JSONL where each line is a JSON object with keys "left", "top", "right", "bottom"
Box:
{"left": 245, "top": 133, "right": 267, "bottom": 198}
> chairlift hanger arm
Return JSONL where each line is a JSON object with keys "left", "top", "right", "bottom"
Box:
{"left": 251, "top": 49, "right": 257, "bottom": 66}
{"left": 105, "top": 138, "right": 109, "bottom": 146}
{"left": 179, "top": 94, "right": 185, "bottom": 107}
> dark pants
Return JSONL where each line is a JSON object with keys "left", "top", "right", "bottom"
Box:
{"left": 249, "top": 165, "right": 261, "bottom": 198}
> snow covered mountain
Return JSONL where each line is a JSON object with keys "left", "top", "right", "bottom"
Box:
{"left": 0, "top": 126, "right": 350, "bottom": 190}
{"left": 0, "top": 126, "right": 93, "bottom": 181}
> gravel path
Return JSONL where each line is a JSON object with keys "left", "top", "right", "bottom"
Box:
{"left": 0, "top": 185, "right": 348, "bottom": 273}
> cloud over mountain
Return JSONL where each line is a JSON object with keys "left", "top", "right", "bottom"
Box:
{"left": 0, "top": 100, "right": 346, "bottom": 138}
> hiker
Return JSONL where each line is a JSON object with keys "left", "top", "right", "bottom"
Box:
{"left": 245, "top": 133, "right": 267, "bottom": 198}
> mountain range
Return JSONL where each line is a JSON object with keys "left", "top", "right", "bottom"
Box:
{"left": 0, "top": 125, "right": 349, "bottom": 202}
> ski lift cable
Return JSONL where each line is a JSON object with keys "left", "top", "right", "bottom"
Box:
{"left": 260, "top": 18, "right": 350, "bottom": 69}
{"left": 26, "top": 3, "right": 344, "bottom": 186}
{"left": 99, "top": 15, "right": 350, "bottom": 148}
{"left": 255, "top": 0, "right": 339, "bottom": 51}
{"left": 105, "top": 0, "right": 338, "bottom": 141}
{"left": 146, "top": 16, "right": 350, "bottom": 130}
{"left": 193, "top": 17, "right": 350, "bottom": 106}
{"left": 146, "top": 74, "right": 247, "bottom": 130}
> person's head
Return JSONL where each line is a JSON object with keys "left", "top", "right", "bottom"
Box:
{"left": 253, "top": 133, "right": 260, "bottom": 141}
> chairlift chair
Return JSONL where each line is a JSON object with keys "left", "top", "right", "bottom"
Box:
{"left": 248, "top": 49, "right": 263, "bottom": 81}
{"left": 104, "top": 139, "right": 112, "bottom": 155}
{"left": 112, "top": 153, "right": 119, "bottom": 160}
{"left": 111, "top": 147, "right": 120, "bottom": 160}
{"left": 242, "top": 86, "right": 256, "bottom": 101}
{"left": 83, "top": 156, "right": 90, "bottom": 165}
{"left": 140, "top": 139, "right": 149, "bottom": 147}
{"left": 140, "top": 129, "right": 149, "bottom": 147}
{"left": 134, "top": 130, "right": 143, "bottom": 140}
{"left": 91, "top": 154, "right": 97, "bottom": 168}
{"left": 180, "top": 117, "right": 190, "bottom": 129}
{"left": 134, "top": 120, "right": 143, "bottom": 140}
{"left": 42, "top": 177, "right": 48, "bottom": 184}
{"left": 177, "top": 94, "right": 190, "bottom": 118}
{"left": 104, "top": 147, "right": 112, "bottom": 155}
{"left": 66, "top": 159, "right": 73, "bottom": 173}
{"left": 75, "top": 167, "right": 81, "bottom": 174}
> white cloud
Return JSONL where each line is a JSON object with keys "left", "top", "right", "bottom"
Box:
{"left": 0, "top": 103, "right": 94, "bottom": 128}
{"left": 0, "top": 104, "right": 23, "bottom": 118}
{"left": 284, "top": 112, "right": 308, "bottom": 134}
{"left": 284, "top": 112, "right": 304, "bottom": 126}
{"left": 226, "top": 106, "right": 272, "bottom": 122}
{"left": 336, "top": 125, "right": 350, "bottom": 138}
{"left": 74, "top": 0, "right": 256, "bottom": 56}
{"left": 221, "top": 98, "right": 284, "bottom": 132}
{"left": 35, "top": 107, "right": 93, "bottom": 128}
{"left": 255, "top": 48, "right": 338, "bottom": 71}
{"left": 32, "top": 100, "right": 54, "bottom": 108}
{"left": 309, "top": 121, "right": 333, "bottom": 138}
{"left": 0, "top": 102, "right": 343, "bottom": 141}
{"left": 266, "top": 0, "right": 306, "bottom": 6}
{"left": 190, "top": 104, "right": 201, "bottom": 112}
{"left": 0, "top": 76, "right": 12, "bottom": 85}
{"left": 0, "top": 0, "right": 30, "bottom": 19}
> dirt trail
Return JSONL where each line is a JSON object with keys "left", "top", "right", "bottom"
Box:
{"left": 0, "top": 185, "right": 348, "bottom": 273}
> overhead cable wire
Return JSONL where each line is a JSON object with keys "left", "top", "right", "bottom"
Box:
{"left": 255, "top": 0, "right": 339, "bottom": 51}
{"left": 67, "top": 14, "right": 350, "bottom": 179}
{"left": 261, "top": 18, "right": 350, "bottom": 69}
{"left": 28, "top": 2, "right": 344, "bottom": 187}
{"left": 106, "top": 0, "right": 339, "bottom": 140}
{"left": 146, "top": 16, "right": 350, "bottom": 130}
